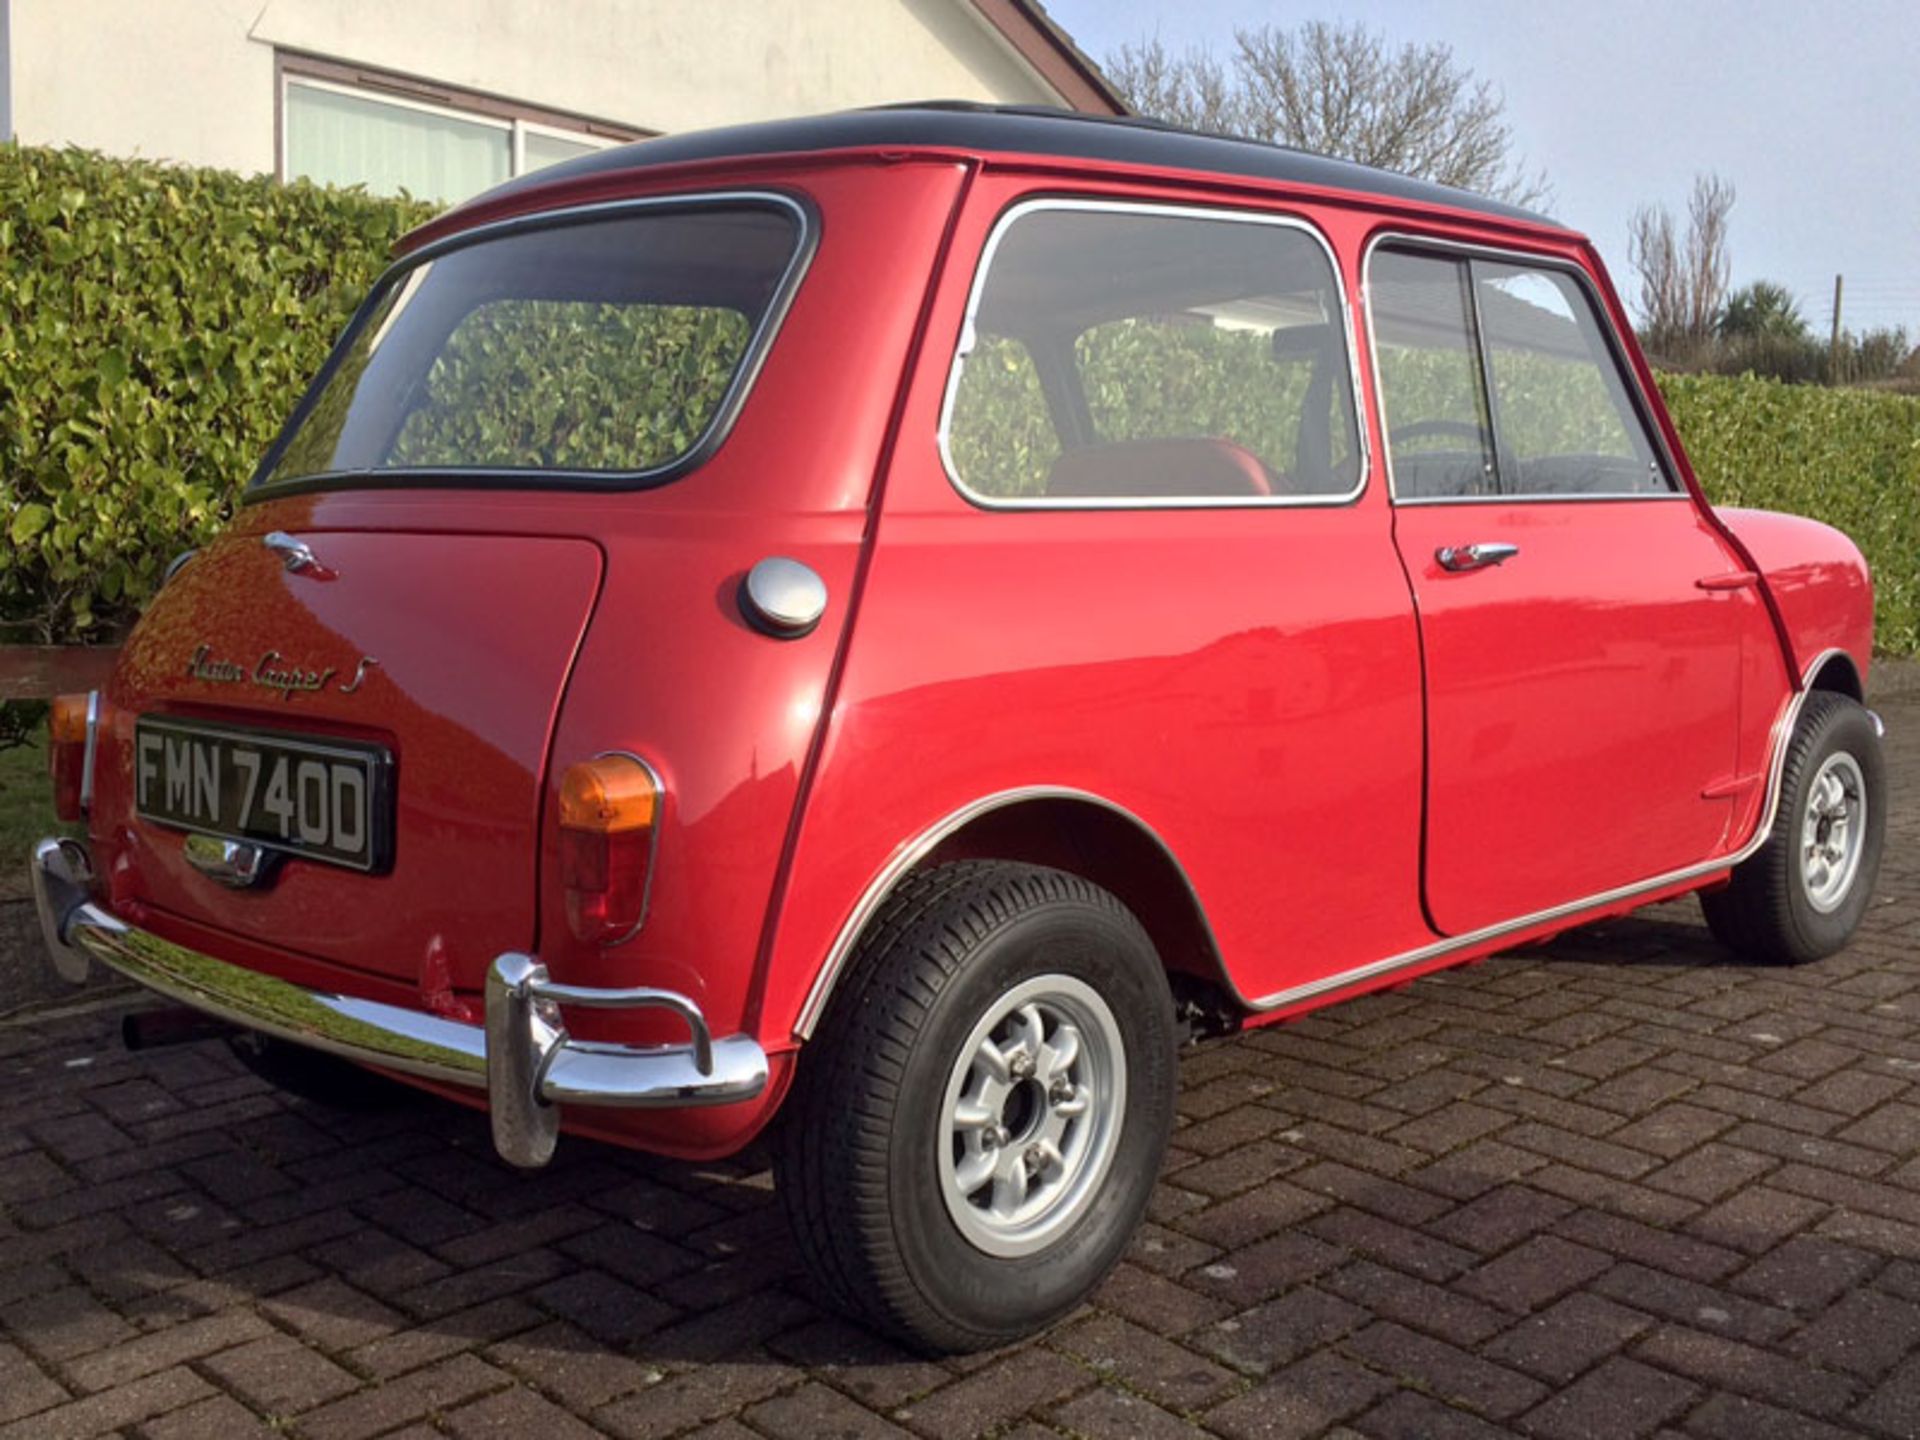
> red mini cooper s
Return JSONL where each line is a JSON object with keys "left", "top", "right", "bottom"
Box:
{"left": 32, "top": 105, "right": 1886, "bottom": 1352}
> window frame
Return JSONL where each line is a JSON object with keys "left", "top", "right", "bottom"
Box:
{"left": 1362, "top": 232, "right": 1687, "bottom": 507}
{"left": 242, "top": 190, "right": 819, "bottom": 503}
{"left": 936, "top": 196, "right": 1372, "bottom": 511}
{"left": 515, "top": 118, "right": 614, "bottom": 175}
{"left": 1364, "top": 246, "right": 1502, "bottom": 501}
{"left": 276, "top": 55, "right": 637, "bottom": 199}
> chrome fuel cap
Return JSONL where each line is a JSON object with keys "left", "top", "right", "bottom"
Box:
{"left": 741, "top": 557, "right": 827, "bottom": 638}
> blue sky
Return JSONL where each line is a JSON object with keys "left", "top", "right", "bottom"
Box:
{"left": 1047, "top": 0, "right": 1920, "bottom": 336}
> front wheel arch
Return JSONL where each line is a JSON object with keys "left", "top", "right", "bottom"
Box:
{"left": 1806, "top": 649, "right": 1865, "bottom": 703}
{"left": 1703, "top": 689, "right": 1885, "bottom": 964}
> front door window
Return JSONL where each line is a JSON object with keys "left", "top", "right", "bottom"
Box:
{"left": 1372, "top": 246, "right": 1674, "bottom": 501}
{"left": 1474, "top": 263, "right": 1671, "bottom": 497}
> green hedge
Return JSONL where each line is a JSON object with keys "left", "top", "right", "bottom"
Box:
{"left": 0, "top": 141, "right": 1916, "bottom": 654}
{"left": 281, "top": 299, "right": 749, "bottom": 481}
{"left": 0, "top": 144, "right": 431, "bottom": 644}
{"left": 1656, "top": 372, "right": 1920, "bottom": 654}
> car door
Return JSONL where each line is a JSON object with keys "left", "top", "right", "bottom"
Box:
{"left": 1369, "top": 242, "right": 1748, "bottom": 936}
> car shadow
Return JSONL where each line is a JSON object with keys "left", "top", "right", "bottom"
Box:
{"left": 1499, "top": 902, "right": 1755, "bottom": 970}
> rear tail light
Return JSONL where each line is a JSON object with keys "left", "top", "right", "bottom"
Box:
{"left": 48, "top": 692, "right": 99, "bottom": 822}
{"left": 557, "top": 754, "right": 660, "bottom": 945}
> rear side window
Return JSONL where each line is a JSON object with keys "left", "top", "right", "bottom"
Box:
{"left": 947, "top": 336, "right": 1062, "bottom": 498}
{"left": 1370, "top": 244, "right": 1672, "bottom": 500}
{"left": 943, "top": 202, "right": 1362, "bottom": 504}
{"left": 255, "top": 198, "right": 807, "bottom": 491}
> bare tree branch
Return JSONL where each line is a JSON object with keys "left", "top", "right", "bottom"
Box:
{"left": 1685, "top": 173, "right": 1735, "bottom": 341}
{"left": 1105, "top": 38, "right": 1234, "bottom": 136}
{"left": 1628, "top": 173, "right": 1734, "bottom": 360}
{"left": 1105, "top": 21, "right": 1551, "bottom": 209}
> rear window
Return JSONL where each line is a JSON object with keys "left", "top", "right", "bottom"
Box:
{"left": 254, "top": 198, "right": 807, "bottom": 491}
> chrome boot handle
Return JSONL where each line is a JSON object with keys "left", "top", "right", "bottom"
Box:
{"left": 1436, "top": 542, "right": 1519, "bottom": 572}
{"left": 263, "top": 531, "right": 336, "bottom": 580}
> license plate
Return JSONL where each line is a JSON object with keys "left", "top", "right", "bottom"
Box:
{"left": 134, "top": 717, "right": 394, "bottom": 873}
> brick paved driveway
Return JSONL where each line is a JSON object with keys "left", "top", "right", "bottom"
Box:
{"left": 2, "top": 685, "right": 1917, "bottom": 1440}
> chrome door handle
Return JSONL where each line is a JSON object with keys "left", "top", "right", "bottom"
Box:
{"left": 1436, "top": 542, "right": 1519, "bottom": 573}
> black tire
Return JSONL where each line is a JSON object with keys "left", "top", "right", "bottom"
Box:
{"left": 227, "top": 1032, "right": 410, "bottom": 1110}
{"left": 776, "top": 861, "right": 1177, "bottom": 1354}
{"left": 1700, "top": 690, "right": 1886, "bottom": 965}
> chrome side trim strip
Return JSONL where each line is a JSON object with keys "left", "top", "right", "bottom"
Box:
{"left": 794, "top": 785, "right": 1224, "bottom": 1040}
{"left": 799, "top": 649, "right": 1849, "bottom": 1032}
{"left": 1244, "top": 851, "right": 1736, "bottom": 1012}
{"left": 934, "top": 196, "right": 1374, "bottom": 511}
{"left": 1240, "top": 645, "right": 1847, "bottom": 1011}
{"left": 1395, "top": 493, "right": 1691, "bottom": 507}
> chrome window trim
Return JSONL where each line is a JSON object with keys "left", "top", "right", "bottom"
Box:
{"left": 798, "top": 647, "right": 1837, "bottom": 1037}
{"left": 936, "top": 197, "right": 1373, "bottom": 511}
{"left": 247, "top": 189, "right": 817, "bottom": 501}
{"left": 1395, "top": 492, "right": 1691, "bottom": 507}
{"left": 1361, "top": 230, "right": 1686, "bottom": 506}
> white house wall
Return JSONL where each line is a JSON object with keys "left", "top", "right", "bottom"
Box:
{"left": 7, "top": 0, "right": 1064, "bottom": 175}
{"left": 11, "top": 0, "right": 274, "bottom": 173}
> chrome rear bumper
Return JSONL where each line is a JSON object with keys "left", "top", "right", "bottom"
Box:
{"left": 29, "top": 837, "right": 767, "bottom": 1168}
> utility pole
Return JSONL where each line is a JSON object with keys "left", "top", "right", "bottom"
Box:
{"left": 1829, "top": 274, "right": 1845, "bottom": 382}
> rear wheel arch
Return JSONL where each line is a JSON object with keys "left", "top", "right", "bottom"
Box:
{"left": 799, "top": 791, "right": 1237, "bottom": 1041}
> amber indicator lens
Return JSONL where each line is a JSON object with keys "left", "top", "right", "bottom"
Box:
{"left": 47, "top": 692, "right": 92, "bottom": 821}
{"left": 558, "top": 755, "right": 659, "bottom": 943}
{"left": 49, "top": 694, "right": 91, "bottom": 744}
{"left": 559, "top": 756, "right": 658, "bottom": 833}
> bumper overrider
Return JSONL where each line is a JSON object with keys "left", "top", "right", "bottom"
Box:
{"left": 29, "top": 838, "right": 768, "bottom": 1168}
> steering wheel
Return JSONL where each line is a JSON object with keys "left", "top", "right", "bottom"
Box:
{"left": 1390, "top": 419, "right": 1486, "bottom": 450}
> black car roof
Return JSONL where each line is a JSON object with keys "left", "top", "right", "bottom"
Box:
{"left": 475, "top": 102, "right": 1559, "bottom": 229}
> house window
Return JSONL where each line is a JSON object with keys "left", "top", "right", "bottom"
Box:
{"left": 280, "top": 64, "right": 625, "bottom": 206}
{"left": 520, "top": 124, "right": 603, "bottom": 174}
